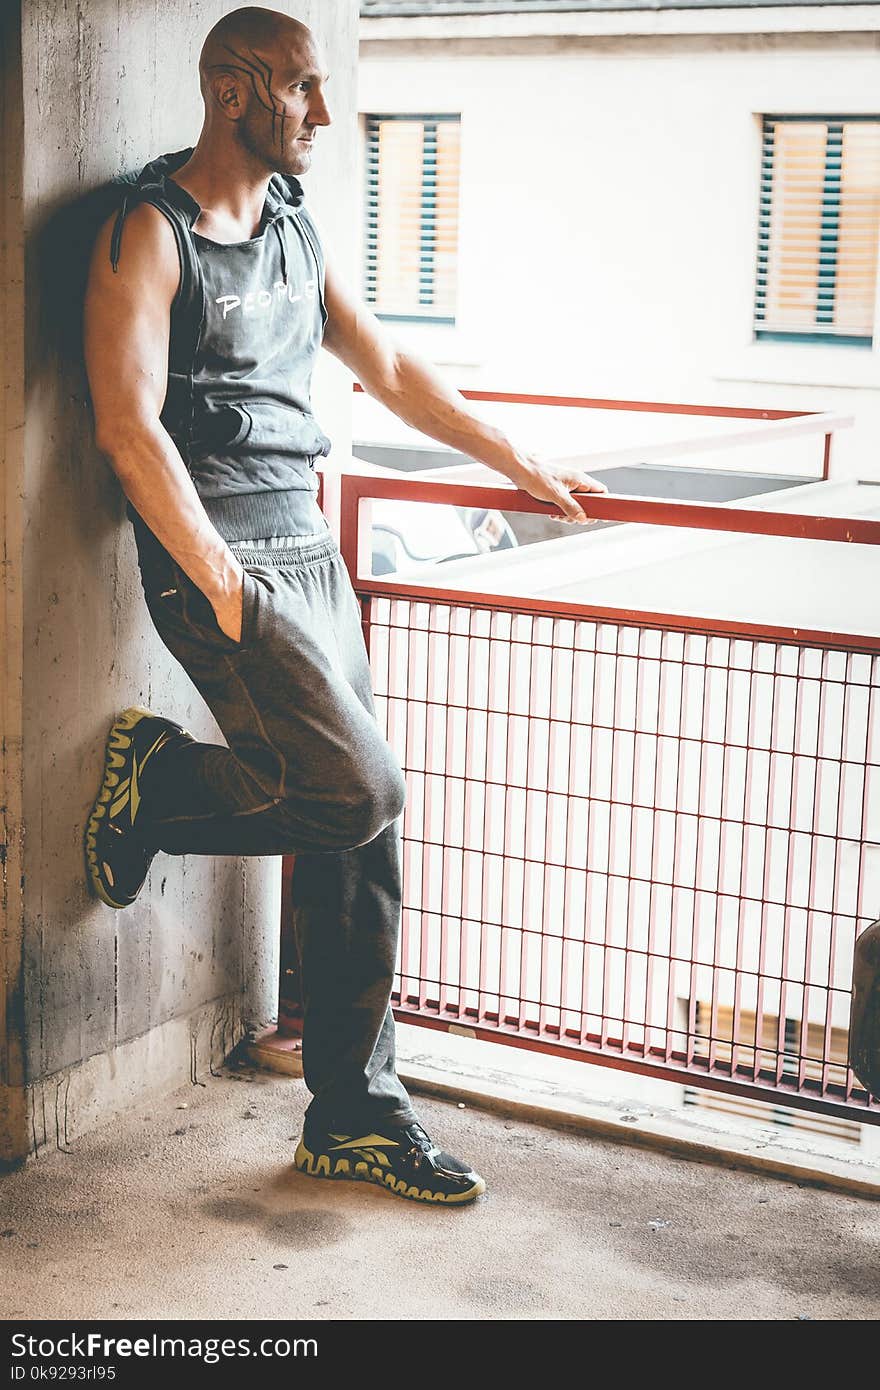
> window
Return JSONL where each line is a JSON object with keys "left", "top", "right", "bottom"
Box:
{"left": 755, "top": 115, "right": 880, "bottom": 347}
{"left": 684, "top": 998, "right": 860, "bottom": 1145}
{"left": 364, "top": 114, "right": 461, "bottom": 324}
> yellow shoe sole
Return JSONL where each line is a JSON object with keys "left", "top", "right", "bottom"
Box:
{"left": 293, "top": 1138, "right": 486, "bottom": 1205}
{"left": 84, "top": 705, "right": 160, "bottom": 909}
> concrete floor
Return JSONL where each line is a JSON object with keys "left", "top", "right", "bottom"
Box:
{"left": 1, "top": 1063, "right": 878, "bottom": 1321}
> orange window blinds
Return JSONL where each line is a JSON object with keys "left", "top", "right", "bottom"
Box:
{"left": 756, "top": 116, "right": 880, "bottom": 345}
{"left": 364, "top": 115, "right": 461, "bottom": 322}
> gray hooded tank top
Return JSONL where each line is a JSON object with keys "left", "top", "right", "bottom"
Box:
{"left": 109, "top": 148, "right": 332, "bottom": 542}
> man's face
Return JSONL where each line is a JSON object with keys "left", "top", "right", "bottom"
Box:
{"left": 233, "top": 37, "right": 332, "bottom": 176}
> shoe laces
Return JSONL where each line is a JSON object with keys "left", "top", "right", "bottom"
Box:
{"left": 401, "top": 1122, "right": 435, "bottom": 1158}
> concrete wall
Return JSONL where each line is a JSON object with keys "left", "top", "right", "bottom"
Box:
{"left": 0, "top": 0, "right": 359, "bottom": 1166}
{"left": 358, "top": 24, "right": 880, "bottom": 482}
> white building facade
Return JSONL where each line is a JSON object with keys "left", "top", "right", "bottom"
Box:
{"left": 358, "top": 2, "right": 880, "bottom": 482}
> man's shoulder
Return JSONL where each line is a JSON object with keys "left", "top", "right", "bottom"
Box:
{"left": 94, "top": 198, "right": 179, "bottom": 263}
{"left": 87, "top": 198, "right": 181, "bottom": 306}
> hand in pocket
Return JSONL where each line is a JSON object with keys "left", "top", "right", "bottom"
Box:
{"left": 210, "top": 566, "right": 248, "bottom": 644}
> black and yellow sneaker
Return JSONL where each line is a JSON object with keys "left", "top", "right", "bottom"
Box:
{"left": 293, "top": 1118, "right": 486, "bottom": 1205}
{"left": 84, "top": 705, "right": 194, "bottom": 909}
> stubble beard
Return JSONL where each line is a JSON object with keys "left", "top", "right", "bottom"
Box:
{"left": 238, "top": 113, "right": 307, "bottom": 178}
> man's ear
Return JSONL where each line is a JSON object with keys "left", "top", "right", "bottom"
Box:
{"left": 209, "top": 70, "right": 244, "bottom": 121}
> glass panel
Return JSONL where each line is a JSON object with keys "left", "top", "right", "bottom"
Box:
{"left": 433, "top": 119, "right": 461, "bottom": 315}
{"left": 835, "top": 121, "right": 880, "bottom": 336}
{"left": 764, "top": 121, "right": 827, "bottom": 331}
{"left": 374, "top": 119, "right": 424, "bottom": 313}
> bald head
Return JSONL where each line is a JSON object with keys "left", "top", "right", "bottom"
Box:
{"left": 195, "top": 7, "right": 331, "bottom": 177}
{"left": 199, "top": 7, "right": 310, "bottom": 99}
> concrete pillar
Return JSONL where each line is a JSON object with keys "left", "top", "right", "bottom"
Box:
{"left": 0, "top": 0, "right": 359, "bottom": 1166}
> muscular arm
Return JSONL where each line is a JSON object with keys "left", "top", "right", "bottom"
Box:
{"left": 319, "top": 244, "right": 606, "bottom": 524}
{"left": 83, "top": 204, "right": 245, "bottom": 637}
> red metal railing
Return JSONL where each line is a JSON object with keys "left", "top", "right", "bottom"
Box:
{"left": 278, "top": 394, "right": 879, "bottom": 1123}
{"left": 350, "top": 384, "right": 844, "bottom": 481}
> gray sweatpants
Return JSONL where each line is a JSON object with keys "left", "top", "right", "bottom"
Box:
{"left": 130, "top": 512, "right": 418, "bottom": 1135}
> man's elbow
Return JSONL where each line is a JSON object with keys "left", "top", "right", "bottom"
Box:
{"left": 362, "top": 344, "right": 408, "bottom": 406}
{"left": 93, "top": 411, "right": 161, "bottom": 470}
{"left": 93, "top": 416, "right": 122, "bottom": 460}
{"left": 332, "top": 310, "right": 406, "bottom": 402}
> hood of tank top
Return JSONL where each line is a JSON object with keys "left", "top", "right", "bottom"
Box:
{"left": 111, "top": 147, "right": 305, "bottom": 249}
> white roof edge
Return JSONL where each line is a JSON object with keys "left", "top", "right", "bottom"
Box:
{"left": 360, "top": 5, "right": 880, "bottom": 38}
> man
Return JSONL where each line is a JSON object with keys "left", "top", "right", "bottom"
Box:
{"left": 82, "top": 6, "right": 606, "bottom": 1208}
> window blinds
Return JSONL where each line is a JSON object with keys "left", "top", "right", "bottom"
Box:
{"left": 692, "top": 999, "right": 850, "bottom": 1089}
{"left": 755, "top": 116, "right": 880, "bottom": 345}
{"left": 688, "top": 1000, "right": 858, "bottom": 1143}
{"left": 364, "top": 114, "right": 461, "bottom": 321}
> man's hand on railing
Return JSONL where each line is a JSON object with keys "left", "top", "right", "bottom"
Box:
{"left": 502, "top": 450, "right": 609, "bottom": 525}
